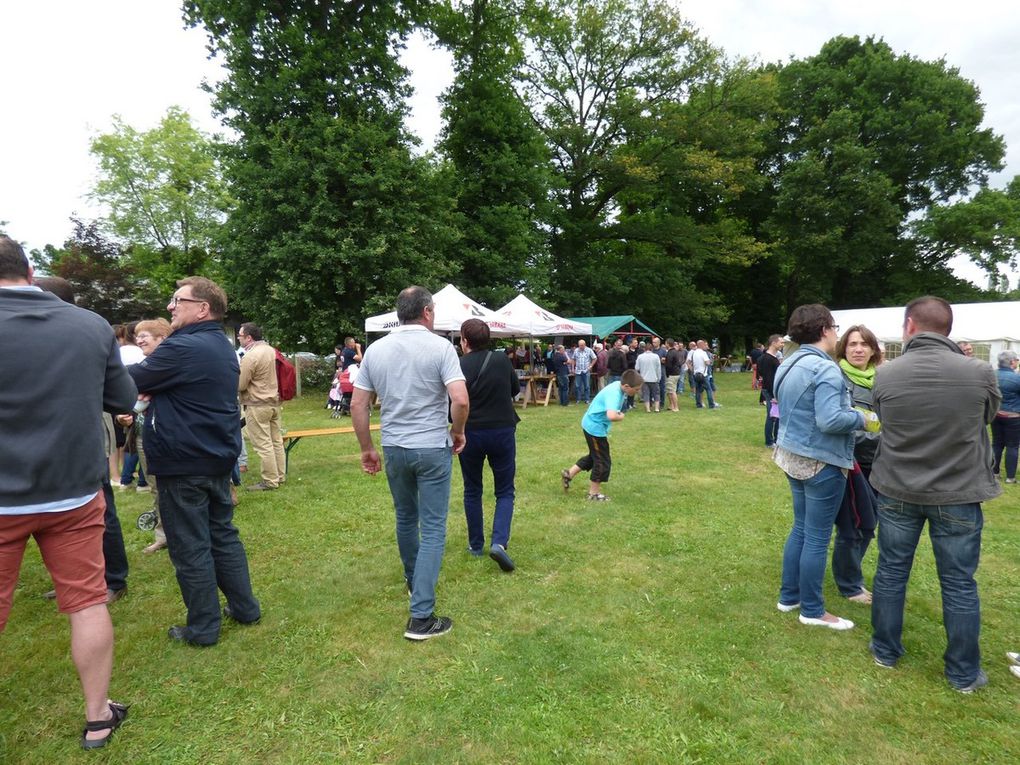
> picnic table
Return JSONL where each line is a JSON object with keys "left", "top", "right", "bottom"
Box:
{"left": 283, "top": 423, "right": 380, "bottom": 473}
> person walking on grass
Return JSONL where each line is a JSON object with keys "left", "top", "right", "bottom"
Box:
{"left": 0, "top": 236, "right": 137, "bottom": 750}
{"left": 561, "top": 370, "right": 643, "bottom": 501}
{"left": 352, "top": 286, "right": 469, "bottom": 641}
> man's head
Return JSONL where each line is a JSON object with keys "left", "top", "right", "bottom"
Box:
{"left": 0, "top": 236, "right": 31, "bottom": 285}
{"left": 593, "top": 342, "right": 603, "bottom": 351}
{"left": 168, "top": 276, "right": 227, "bottom": 331}
{"left": 665, "top": 338, "right": 674, "bottom": 348}
{"left": 345, "top": 336, "right": 357, "bottom": 349}
{"left": 957, "top": 341, "right": 974, "bottom": 357}
{"left": 238, "top": 322, "right": 263, "bottom": 350}
{"left": 652, "top": 337, "right": 661, "bottom": 348}
{"left": 460, "top": 318, "right": 490, "bottom": 352}
{"left": 614, "top": 338, "right": 623, "bottom": 349}
{"left": 629, "top": 339, "right": 638, "bottom": 349}
{"left": 34, "top": 275, "right": 75, "bottom": 304}
{"left": 697, "top": 339, "right": 709, "bottom": 350}
{"left": 577, "top": 339, "right": 587, "bottom": 350}
{"left": 997, "top": 350, "right": 1018, "bottom": 370}
{"left": 396, "top": 286, "right": 434, "bottom": 328}
{"left": 688, "top": 341, "right": 696, "bottom": 350}
{"left": 620, "top": 369, "right": 643, "bottom": 394}
{"left": 556, "top": 344, "right": 565, "bottom": 352}
{"left": 767, "top": 334, "right": 783, "bottom": 352}
{"left": 903, "top": 296, "right": 952, "bottom": 340}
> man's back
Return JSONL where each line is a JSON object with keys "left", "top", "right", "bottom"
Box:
{"left": 871, "top": 332, "right": 1001, "bottom": 505}
{"left": 636, "top": 350, "right": 660, "bottom": 382}
{"left": 0, "top": 289, "right": 136, "bottom": 505}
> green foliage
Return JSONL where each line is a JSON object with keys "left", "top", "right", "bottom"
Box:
{"left": 185, "top": 0, "right": 457, "bottom": 349}
{"left": 32, "top": 218, "right": 165, "bottom": 322}
{"left": 4, "top": 377, "right": 1019, "bottom": 762}
{"left": 89, "top": 107, "right": 230, "bottom": 295}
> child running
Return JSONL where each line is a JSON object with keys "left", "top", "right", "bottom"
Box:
{"left": 561, "top": 369, "right": 643, "bottom": 501}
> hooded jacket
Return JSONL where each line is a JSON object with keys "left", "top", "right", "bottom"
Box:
{"left": 870, "top": 332, "right": 1001, "bottom": 505}
{"left": 128, "top": 320, "right": 241, "bottom": 477}
{"left": 0, "top": 288, "right": 137, "bottom": 506}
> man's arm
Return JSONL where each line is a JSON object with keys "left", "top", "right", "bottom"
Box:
{"left": 351, "top": 386, "right": 380, "bottom": 474}
{"left": 238, "top": 353, "right": 253, "bottom": 394}
{"left": 447, "top": 379, "right": 469, "bottom": 454}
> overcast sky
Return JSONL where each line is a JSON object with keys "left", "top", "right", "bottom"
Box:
{"left": 3, "top": 0, "right": 1017, "bottom": 285}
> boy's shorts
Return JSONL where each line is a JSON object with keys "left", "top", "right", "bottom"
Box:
{"left": 578, "top": 430, "right": 612, "bottom": 483}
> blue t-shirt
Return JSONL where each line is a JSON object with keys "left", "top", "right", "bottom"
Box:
{"left": 582, "top": 381, "right": 626, "bottom": 437}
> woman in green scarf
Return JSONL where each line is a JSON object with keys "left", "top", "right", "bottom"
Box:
{"left": 832, "top": 325, "right": 883, "bottom": 605}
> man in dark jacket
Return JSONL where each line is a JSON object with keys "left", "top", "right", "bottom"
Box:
{"left": 129, "top": 276, "right": 260, "bottom": 646}
{"left": 869, "top": 296, "right": 1001, "bottom": 693}
{"left": 0, "top": 236, "right": 137, "bottom": 748}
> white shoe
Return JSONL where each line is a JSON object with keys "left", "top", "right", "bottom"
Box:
{"left": 799, "top": 614, "right": 854, "bottom": 630}
{"left": 1011, "top": 665, "right": 1020, "bottom": 680}
{"left": 776, "top": 601, "right": 800, "bottom": 612}
{"left": 1006, "top": 651, "right": 1020, "bottom": 666}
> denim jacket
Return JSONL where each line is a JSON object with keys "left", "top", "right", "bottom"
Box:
{"left": 774, "top": 345, "right": 864, "bottom": 469}
{"left": 997, "top": 367, "right": 1020, "bottom": 413}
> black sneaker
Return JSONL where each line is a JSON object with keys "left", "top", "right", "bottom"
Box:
{"left": 403, "top": 614, "right": 453, "bottom": 641}
{"left": 489, "top": 543, "right": 515, "bottom": 572}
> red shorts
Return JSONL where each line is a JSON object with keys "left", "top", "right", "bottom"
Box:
{"left": 0, "top": 492, "right": 107, "bottom": 632}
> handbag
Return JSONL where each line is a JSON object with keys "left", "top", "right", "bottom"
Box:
{"left": 768, "top": 400, "right": 780, "bottom": 418}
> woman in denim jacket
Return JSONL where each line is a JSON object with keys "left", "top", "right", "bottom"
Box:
{"left": 773, "top": 304, "right": 866, "bottom": 631}
{"left": 992, "top": 349, "right": 1020, "bottom": 483}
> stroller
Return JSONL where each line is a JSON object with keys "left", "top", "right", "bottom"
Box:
{"left": 328, "top": 364, "right": 356, "bottom": 418}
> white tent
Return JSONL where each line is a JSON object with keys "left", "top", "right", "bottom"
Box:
{"left": 830, "top": 301, "right": 1020, "bottom": 359}
{"left": 496, "top": 294, "right": 593, "bottom": 336}
{"left": 364, "top": 284, "right": 531, "bottom": 336}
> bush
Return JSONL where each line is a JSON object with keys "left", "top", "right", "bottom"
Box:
{"left": 299, "top": 357, "right": 335, "bottom": 391}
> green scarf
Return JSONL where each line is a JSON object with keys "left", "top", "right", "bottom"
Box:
{"left": 839, "top": 358, "right": 875, "bottom": 389}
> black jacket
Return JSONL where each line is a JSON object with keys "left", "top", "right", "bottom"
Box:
{"left": 0, "top": 289, "right": 137, "bottom": 506}
{"left": 128, "top": 321, "right": 241, "bottom": 477}
{"left": 461, "top": 350, "right": 521, "bottom": 430}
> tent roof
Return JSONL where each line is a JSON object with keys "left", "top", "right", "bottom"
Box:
{"left": 830, "top": 301, "right": 1020, "bottom": 343}
{"left": 568, "top": 315, "right": 661, "bottom": 339}
{"left": 495, "top": 294, "right": 593, "bottom": 336}
{"left": 364, "top": 284, "right": 531, "bottom": 336}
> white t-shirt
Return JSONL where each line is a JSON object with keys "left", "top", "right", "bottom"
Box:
{"left": 690, "top": 348, "right": 712, "bottom": 376}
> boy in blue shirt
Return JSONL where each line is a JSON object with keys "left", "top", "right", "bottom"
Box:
{"left": 561, "top": 370, "right": 643, "bottom": 501}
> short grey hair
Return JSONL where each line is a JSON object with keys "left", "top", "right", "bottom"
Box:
{"left": 997, "top": 350, "right": 1019, "bottom": 369}
{"left": 396, "top": 286, "right": 433, "bottom": 323}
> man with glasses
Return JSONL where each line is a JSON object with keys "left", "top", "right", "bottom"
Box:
{"left": 128, "top": 277, "right": 261, "bottom": 646}
{"left": 352, "top": 286, "right": 469, "bottom": 640}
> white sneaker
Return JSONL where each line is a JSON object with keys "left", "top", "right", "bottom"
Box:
{"left": 1006, "top": 651, "right": 1020, "bottom": 666}
{"left": 1011, "top": 665, "right": 1020, "bottom": 680}
{"left": 799, "top": 614, "right": 854, "bottom": 630}
{"left": 776, "top": 601, "right": 801, "bottom": 612}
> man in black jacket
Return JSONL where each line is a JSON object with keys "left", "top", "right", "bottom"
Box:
{"left": 129, "top": 276, "right": 260, "bottom": 646}
{"left": 0, "top": 236, "right": 137, "bottom": 748}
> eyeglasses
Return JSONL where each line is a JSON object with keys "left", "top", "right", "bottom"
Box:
{"left": 829, "top": 324, "right": 840, "bottom": 333}
{"left": 135, "top": 333, "right": 153, "bottom": 341}
{"left": 169, "top": 296, "right": 205, "bottom": 309}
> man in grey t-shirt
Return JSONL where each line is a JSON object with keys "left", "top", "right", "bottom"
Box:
{"left": 352, "top": 286, "right": 469, "bottom": 641}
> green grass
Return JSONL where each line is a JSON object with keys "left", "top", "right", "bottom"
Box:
{"left": 2, "top": 373, "right": 1018, "bottom": 763}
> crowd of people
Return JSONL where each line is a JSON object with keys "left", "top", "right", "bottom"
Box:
{"left": 3, "top": 233, "right": 1018, "bottom": 750}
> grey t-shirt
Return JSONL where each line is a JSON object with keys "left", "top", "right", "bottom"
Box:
{"left": 354, "top": 324, "right": 466, "bottom": 449}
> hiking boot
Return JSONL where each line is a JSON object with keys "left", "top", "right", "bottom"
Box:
{"left": 403, "top": 614, "right": 453, "bottom": 641}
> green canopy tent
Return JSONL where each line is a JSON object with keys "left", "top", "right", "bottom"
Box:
{"left": 567, "top": 315, "right": 661, "bottom": 340}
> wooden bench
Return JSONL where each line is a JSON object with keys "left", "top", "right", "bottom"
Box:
{"left": 282, "top": 424, "right": 380, "bottom": 472}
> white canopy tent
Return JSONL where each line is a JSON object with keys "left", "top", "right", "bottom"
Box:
{"left": 364, "top": 284, "right": 531, "bottom": 336}
{"left": 830, "top": 301, "right": 1020, "bottom": 360}
{"left": 496, "top": 294, "right": 593, "bottom": 336}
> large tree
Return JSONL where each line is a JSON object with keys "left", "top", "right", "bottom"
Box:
{"left": 764, "top": 36, "right": 1005, "bottom": 311}
{"left": 185, "top": 0, "right": 457, "bottom": 349}
{"left": 433, "top": 0, "right": 552, "bottom": 308}
{"left": 89, "top": 106, "right": 230, "bottom": 296}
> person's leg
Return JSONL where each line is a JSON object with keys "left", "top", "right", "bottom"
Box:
{"left": 245, "top": 406, "right": 280, "bottom": 488}
{"left": 643, "top": 383, "right": 652, "bottom": 412}
{"left": 557, "top": 373, "right": 569, "bottom": 405}
{"left": 694, "top": 377, "right": 704, "bottom": 407}
{"left": 119, "top": 452, "right": 139, "bottom": 487}
{"left": 100, "top": 480, "right": 128, "bottom": 594}
{"left": 927, "top": 502, "right": 983, "bottom": 688}
{"left": 586, "top": 433, "right": 611, "bottom": 496}
{"left": 831, "top": 534, "right": 868, "bottom": 597}
{"left": 870, "top": 496, "right": 926, "bottom": 665}
{"left": 158, "top": 476, "right": 221, "bottom": 644}
{"left": 651, "top": 382, "right": 660, "bottom": 412}
{"left": 68, "top": 603, "right": 115, "bottom": 738}
{"left": 269, "top": 405, "right": 287, "bottom": 483}
{"left": 0, "top": 519, "right": 31, "bottom": 632}
{"left": 206, "top": 474, "right": 261, "bottom": 622}
{"left": 407, "top": 448, "right": 452, "bottom": 619}
{"left": 795, "top": 465, "right": 846, "bottom": 618}
{"left": 704, "top": 379, "right": 716, "bottom": 408}
{"left": 779, "top": 476, "right": 806, "bottom": 607}
{"left": 384, "top": 447, "right": 421, "bottom": 598}
{"left": 458, "top": 432, "right": 487, "bottom": 553}
{"left": 991, "top": 417, "right": 1005, "bottom": 475}
{"left": 658, "top": 372, "right": 666, "bottom": 406}
{"left": 487, "top": 428, "right": 517, "bottom": 548}
{"left": 1004, "top": 417, "right": 1020, "bottom": 480}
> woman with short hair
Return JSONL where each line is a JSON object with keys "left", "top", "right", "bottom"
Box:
{"left": 992, "top": 349, "right": 1020, "bottom": 484}
{"left": 773, "top": 304, "right": 868, "bottom": 631}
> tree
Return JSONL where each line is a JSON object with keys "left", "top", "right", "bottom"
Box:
{"left": 763, "top": 36, "right": 1005, "bottom": 311}
{"left": 184, "top": 0, "right": 457, "bottom": 349}
{"left": 433, "top": 0, "right": 552, "bottom": 308}
{"left": 89, "top": 106, "right": 230, "bottom": 295}
{"left": 33, "top": 218, "right": 164, "bottom": 322}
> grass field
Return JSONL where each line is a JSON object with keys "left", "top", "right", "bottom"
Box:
{"left": 2, "top": 372, "right": 1018, "bottom": 764}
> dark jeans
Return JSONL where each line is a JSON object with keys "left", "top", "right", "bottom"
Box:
{"left": 158, "top": 474, "right": 260, "bottom": 644}
{"left": 831, "top": 535, "right": 871, "bottom": 597}
{"left": 992, "top": 414, "right": 1020, "bottom": 479}
{"left": 459, "top": 426, "right": 517, "bottom": 551}
{"left": 101, "top": 480, "right": 128, "bottom": 592}
{"left": 694, "top": 375, "right": 715, "bottom": 408}
{"left": 871, "top": 495, "right": 983, "bottom": 688}
{"left": 556, "top": 372, "right": 570, "bottom": 405}
{"left": 763, "top": 389, "right": 779, "bottom": 446}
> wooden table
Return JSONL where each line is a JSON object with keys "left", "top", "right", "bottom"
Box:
{"left": 282, "top": 423, "right": 380, "bottom": 472}
{"left": 516, "top": 374, "right": 561, "bottom": 408}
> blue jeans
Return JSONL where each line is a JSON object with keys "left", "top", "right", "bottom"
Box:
{"left": 576, "top": 372, "right": 591, "bottom": 403}
{"left": 779, "top": 464, "right": 846, "bottom": 617}
{"left": 119, "top": 452, "right": 147, "bottom": 487}
{"left": 658, "top": 371, "right": 666, "bottom": 404}
{"left": 556, "top": 372, "right": 570, "bottom": 405}
{"left": 762, "top": 389, "right": 779, "bottom": 446}
{"left": 871, "top": 495, "right": 983, "bottom": 687}
{"left": 694, "top": 375, "right": 715, "bottom": 408}
{"left": 383, "top": 446, "right": 452, "bottom": 619}
{"left": 158, "top": 474, "right": 261, "bottom": 644}
{"left": 992, "top": 415, "right": 1020, "bottom": 479}
{"left": 458, "top": 427, "right": 516, "bottom": 551}
{"left": 101, "top": 479, "right": 128, "bottom": 592}
{"left": 831, "top": 535, "right": 871, "bottom": 597}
